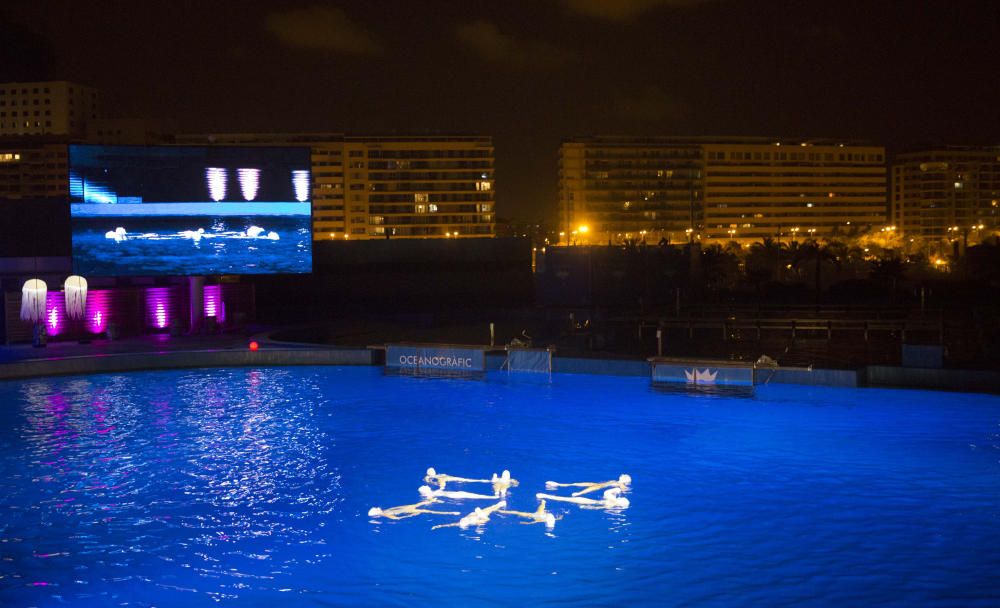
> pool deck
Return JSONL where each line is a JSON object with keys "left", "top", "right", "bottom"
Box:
{"left": 2, "top": 333, "right": 999, "bottom": 393}
{"left": 0, "top": 334, "right": 373, "bottom": 381}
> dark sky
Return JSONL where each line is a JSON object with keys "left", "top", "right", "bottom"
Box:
{"left": 3, "top": 0, "right": 999, "bottom": 223}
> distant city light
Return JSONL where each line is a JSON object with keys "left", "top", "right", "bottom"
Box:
{"left": 237, "top": 168, "right": 260, "bottom": 201}
{"left": 578, "top": 225, "right": 590, "bottom": 234}
{"left": 206, "top": 167, "right": 227, "bottom": 201}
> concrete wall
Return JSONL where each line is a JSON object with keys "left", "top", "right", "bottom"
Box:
{"left": 0, "top": 347, "right": 373, "bottom": 381}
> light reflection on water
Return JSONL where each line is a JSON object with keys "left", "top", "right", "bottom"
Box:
{"left": 0, "top": 367, "right": 998, "bottom": 607}
{"left": 3, "top": 369, "right": 338, "bottom": 605}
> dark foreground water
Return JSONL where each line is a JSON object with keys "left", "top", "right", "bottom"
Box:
{"left": 71, "top": 216, "right": 311, "bottom": 276}
{"left": 0, "top": 367, "right": 998, "bottom": 607}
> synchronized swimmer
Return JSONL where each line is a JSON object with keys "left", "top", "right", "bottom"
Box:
{"left": 424, "top": 467, "right": 492, "bottom": 489}
{"left": 372, "top": 470, "right": 631, "bottom": 530}
{"left": 535, "top": 487, "right": 631, "bottom": 510}
{"left": 491, "top": 470, "right": 519, "bottom": 497}
{"left": 419, "top": 485, "right": 499, "bottom": 500}
{"left": 368, "top": 498, "right": 461, "bottom": 520}
{"left": 545, "top": 474, "right": 632, "bottom": 497}
{"left": 432, "top": 500, "right": 507, "bottom": 530}
{"left": 499, "top": 499, "right": 558, "bottom": 528}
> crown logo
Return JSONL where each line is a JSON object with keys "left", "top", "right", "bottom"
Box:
{"left": 684, "top": 368, "right": 718, "bottom": 384}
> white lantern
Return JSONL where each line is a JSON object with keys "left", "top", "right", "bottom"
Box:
{"left": 64, "top": 275, "right": 88, "bottom": 320}
{"left": 20, "top": 279, "right": 47, "bottom": 323}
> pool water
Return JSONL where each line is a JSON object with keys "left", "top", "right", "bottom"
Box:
{"left": 1, "top": 367, "right": 998, "bottom": 606}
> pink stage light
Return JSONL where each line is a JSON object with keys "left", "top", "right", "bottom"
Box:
{"left": 145, "top": 287, "right": 174, "bottom": 331}
{"left": 44, "top": 291, "right": 65, "bottom": 336}
{"left": 205, "top": 167, "right": 228, "bottom": 201}
{"left": 237, "top": 168, "right": 261, "bottom": 201}
{"left": 203, "top": 285, "right": 225, "bottom": 324}
{"left": 85, "top": 290, "right": 111, "bottom": 334}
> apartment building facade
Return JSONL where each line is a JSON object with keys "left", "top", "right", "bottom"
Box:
{"left": 891, "top": 147, "right": 1000, "bottom": 241}
{"left": 0, "top": 81, "right": 100, "bottom": 139}
{"left": 559, "top": 136, "right": 887, "bottom": 244}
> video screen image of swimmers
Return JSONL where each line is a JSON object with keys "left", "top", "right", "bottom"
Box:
{"left": 69, "top": 144, "right": 312, "bottom": 276}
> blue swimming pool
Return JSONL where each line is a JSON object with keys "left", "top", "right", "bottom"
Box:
{"left": 1, "top": 367, "right": 998, "bottom": 606}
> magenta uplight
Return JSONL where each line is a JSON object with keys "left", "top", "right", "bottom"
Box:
{"left": 85, "top": 289, "right": 111, "bottom": 334}
{"left": 145, "top": 287, "right": 174, "bottom": 330}
{"left": 44, "top": 291, "right": 65, "bottom": 336}
{"left": 203, "top": 285, "right": 225, "bottom": 324}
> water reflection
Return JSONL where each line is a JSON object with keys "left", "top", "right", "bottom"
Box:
{"left": 9, "top": 369, "right": 339, "bottom": 602}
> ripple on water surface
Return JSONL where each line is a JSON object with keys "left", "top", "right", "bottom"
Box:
{"left": 0, "top": 367, "right": 998, "bottom": 606}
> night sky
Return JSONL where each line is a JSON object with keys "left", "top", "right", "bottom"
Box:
{"left": 3, "top": 0, "right": 999, "bottom": 223}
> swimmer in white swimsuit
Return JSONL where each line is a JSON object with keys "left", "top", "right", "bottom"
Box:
{"left": 368, "top": 498, "right": 461, "bottom": 520}
{"left": 424, "top": 467, "right": 492, "bottom": 489}
{"left": 499, "top": 499, "right": 557, "bottom": 528}
{"left": 432, "top": 500, "right": 507, "bottom": 530}
{"left": 535, "top": 487, "right": 630, "bottom": 510}
{"left": 545, "top": 474, "right": 631, "bottom": 496}
{"left": 490, "top": 470, "right": 520, "bottom": 497}
{"left": 419, "top": 485, "right": 499, "bottom": 500}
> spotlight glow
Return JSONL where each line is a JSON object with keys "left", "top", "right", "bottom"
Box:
{"left": 145, "top": 287, "right": 174, "bottom": 330}
{"left": 205, "top": 167, "right": 228, "bottom": 201}
{"left": 237, "top": 168, "right": 261, "bottom": 201}
{"left": 86, "top": 290, "right": 111, "bottom": 334}
{"left": 203, "top": 285, "right": 224, "bottom": 322}
{"left": 292, "top": 170, "right": 310, "bottom": 202}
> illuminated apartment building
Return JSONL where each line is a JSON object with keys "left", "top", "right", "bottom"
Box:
{"left": 559, "top": 137, "right": 703, "bottom": 243}
{"left": 559, "top": 137, "right": 887, "bottom": 244}
{"left": 178, "top": 133, "right": 495, "bottom": 241}
{"left": 0, "top": 81, "right": 100, "bottom": 139}
{"left": 891, "top": 147, "right": 1000, "bottom": 241}
{"left": 0, "top": 143, "right": 69, "bottom": 199}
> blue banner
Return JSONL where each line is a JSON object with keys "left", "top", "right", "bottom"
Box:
{"left": 387, "top": 344, "right": 486, "bottom": 373}
{"left": 650, "top": 361, "right": 754, "bottom": 386}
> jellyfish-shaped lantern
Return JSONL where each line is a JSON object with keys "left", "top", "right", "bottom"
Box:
{"left": 20, "top": 279, "right": 47, "bottom": 323}
{"left": 64, "top": 275, "right": 88, "bottom": 320}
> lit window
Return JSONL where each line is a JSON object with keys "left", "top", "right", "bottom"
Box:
{"left": 414, "top": 193, "right": 428, "bottom": 203}
{"left": 428, "top": 204, "right": 438, "bottom": 212}
{"left": 476, "top": 181, "right": 491, "bottom": 191}
{"left": 415, "top": 204, "right": 427, "bottom": 214}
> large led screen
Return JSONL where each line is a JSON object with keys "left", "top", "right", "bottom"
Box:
{"left": 70, "top": 145, "right": 312, "bottom": 276}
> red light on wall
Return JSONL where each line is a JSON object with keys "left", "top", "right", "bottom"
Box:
{"left": 249, "top": 341, "right": 259, "bottom": 351}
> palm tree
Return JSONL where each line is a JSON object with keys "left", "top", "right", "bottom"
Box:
{"left": 792, "top": 241, "right": 839, "bottom": 299}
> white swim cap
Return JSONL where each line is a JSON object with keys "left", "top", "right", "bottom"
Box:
{"left": 502, "top": 470, "right": 511, "bottom": 480}
{"left": 619, "top": 474, "right": 632, "bottom": 485}
{"left": 368, "top": 507, "right": 382, "bottom": 517}
{"left": 418, "top": 485, "right": 433, "bottom": 497}
{"left": 426, "top": 467, "right": 436, "bottom": 476}
{"left": 545, "top": 481, "right": 558, "bottom": 489}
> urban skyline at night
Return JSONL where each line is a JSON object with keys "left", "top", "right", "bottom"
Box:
{"left": 3, "top": 1, "right": 999, "bottom": 223}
